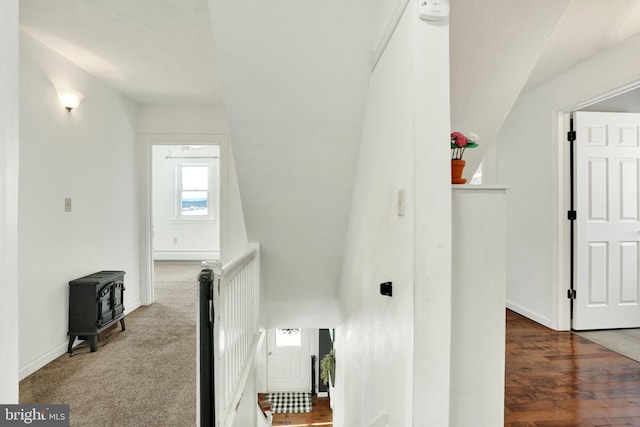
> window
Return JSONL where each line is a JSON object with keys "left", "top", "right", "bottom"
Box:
{"left": 275, "top": 328, "right": 302, "bottom": 347}
{"left": 178, "top": 164, "right": 210, "bottom": 218}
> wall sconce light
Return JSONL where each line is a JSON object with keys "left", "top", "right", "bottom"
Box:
{"left": 56, "top": 88, "right": 84, "bottom": 112}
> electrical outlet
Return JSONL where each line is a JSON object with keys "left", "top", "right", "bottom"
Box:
{"left": 65, "top": 198, "right": 72, "bottom": 212}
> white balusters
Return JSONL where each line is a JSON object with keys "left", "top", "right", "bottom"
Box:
{"left": 214, "top": 246, "right": 260, "bottom": 427}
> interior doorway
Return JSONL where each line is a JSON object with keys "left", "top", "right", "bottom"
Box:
{"left": 139, "top": 134, "right": 227, "bottom": 306}
{"left": 558, "top": 83, "right": 640, "bottom": 331}
{"left": 150, "top": 144, "right": 220, "bottom": 262}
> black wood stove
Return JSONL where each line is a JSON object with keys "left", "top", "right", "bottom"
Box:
{"left": 68, "top": 270, "right": 126, "bottom": 354}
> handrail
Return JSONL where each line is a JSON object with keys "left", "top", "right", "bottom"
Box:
{"left": 220, "top": 249, "right": 256, "bottom": 280}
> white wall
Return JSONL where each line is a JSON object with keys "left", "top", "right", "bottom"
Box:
{"left": 221, "top": 145, "right": 248, "bottom": 264}
{"left": 334, "top": 2, "right": 451, "bottom": 425}
{"left": 139, "top": 105, "right": 229, "bottom": 135}
{"left": 151, "top": 144, "right": 220, "bottom": 261}
{"left": 497, "top": 30, "right": 640, "bottom": 330}
{"left": 18, "top": 34, "right": 141, "bottom": 379}
{"left": 497, "top": 96, "right": 556, "bottom": 327}
{"left": 0, "top": 0, "right": 19, "bottom": 403}
{"left": 231, "top": 370, "right": 257, "bottom": 427}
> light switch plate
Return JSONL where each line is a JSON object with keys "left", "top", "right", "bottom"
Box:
{"left": 64, "top": 198, "right": 72, "bottom": 212}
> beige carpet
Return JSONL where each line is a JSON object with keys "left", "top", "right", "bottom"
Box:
{"left": 20, "top": 261, "right": 201, "bottom": 427}
{"left": 574, "top": 328, "right": 640, "bottom": 363}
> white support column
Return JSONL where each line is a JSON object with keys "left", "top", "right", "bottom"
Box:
{"left": 412, "top": 5, "right": 452, "bottom": 425}
{"left": 450, "top": 185, "right": 508, "bottom": 426}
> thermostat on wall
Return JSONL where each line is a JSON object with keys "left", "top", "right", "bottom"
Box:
{"left": 419, "top": 0, "right": 449, "bottom": 21}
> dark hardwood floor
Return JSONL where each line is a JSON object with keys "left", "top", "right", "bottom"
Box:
{"left": 258, "top": 393, "right": 332, "bottom": 426}
{"left": 506, "top": 309, "right": 640, "bottom": 426}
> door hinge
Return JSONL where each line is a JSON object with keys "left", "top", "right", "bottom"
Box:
{"left": 567, "top": 210, "right": 577, "bottom": 220}
{"left": 567, "top": 130, "right": 576, "bottom": 142}
{"left": 567, "top": 289, "right": 576, "bottom": 300}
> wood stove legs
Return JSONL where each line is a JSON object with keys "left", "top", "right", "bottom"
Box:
{"left": 88, "top": 335, "right": 98, "bottom": 352}
{"left": 67, "top": 317, "right": 126, "bottom": 355}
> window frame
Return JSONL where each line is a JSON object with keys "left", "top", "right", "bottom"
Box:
{"left": 274, "top": 328, "right": 302, "bottom": 348}
{"left": 174, "top": 161, "right": 217, "bottom": 222}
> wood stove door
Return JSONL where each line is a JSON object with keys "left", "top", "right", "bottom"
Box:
{"left": 97, "top": 283, "right": 114, "bottom": 327}
{"left": 112, "top": 282, "right": 125, "bottom": 318}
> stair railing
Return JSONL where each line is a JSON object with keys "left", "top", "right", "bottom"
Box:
{"left": 215, "top": 245, "right": 261, "bottom": 427}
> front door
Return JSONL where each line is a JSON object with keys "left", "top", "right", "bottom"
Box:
{"left": 575, "top": 111, "right": 640, "bottom": 330}
{"left": 266, "top": 328, "right": 310, "bottom": 392}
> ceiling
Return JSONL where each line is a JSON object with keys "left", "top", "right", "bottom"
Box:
{"left": 19, "top": 0, "right": 640, "bottom": 109}
{"left": 19, "top": 0, "right": 222, "bottom": 105}
{"left": 205, "top": 0, "right": 376, "bottom": 320}
{"left": 524, "top": 0, "right": 640, "bottom": 91}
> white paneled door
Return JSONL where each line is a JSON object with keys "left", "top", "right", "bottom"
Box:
{"left": 575, "top": 111, "right": 640, "bottom": 330}
{"left": 266, "top": 328, "right": 311, "bottom": 392}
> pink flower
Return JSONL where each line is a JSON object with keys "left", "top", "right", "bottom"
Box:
{"left": 451, "top": 131, "right": 468, "bottom": 147}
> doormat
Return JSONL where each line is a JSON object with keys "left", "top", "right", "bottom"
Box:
{"left": 266, "top": 392, "right": 312, "bottom": 413}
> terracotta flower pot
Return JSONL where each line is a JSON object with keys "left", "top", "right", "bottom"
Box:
{"left": 451, "top": 159, "right": 467, "bottom": 184}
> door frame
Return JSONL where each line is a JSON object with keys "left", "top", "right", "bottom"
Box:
{"left": 554, "top": 79, "right": 640, "bottom": 330}
{"left": 138, "top": 133, "right": 229, "bottom": 305}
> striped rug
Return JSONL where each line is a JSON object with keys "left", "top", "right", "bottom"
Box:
{"left": 266, "top": 392, "right": 312, "bottom": 413}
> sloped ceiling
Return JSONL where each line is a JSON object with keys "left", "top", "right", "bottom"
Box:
{"left": 206, "top": 0, "right": 376, "bottom": 315}
{"left": 450, "top": 0, "right": 570, "bottom": 177}
{"left": 451, "top": 0, "right": 640, "bottom": 177}
{"left": 524, "top": 0, "right": 640, "bottom": 91}
{"left": 20, "top": 0, "right": 222, "bottom": 105}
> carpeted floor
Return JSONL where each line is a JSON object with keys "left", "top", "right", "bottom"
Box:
{"left": 574, "top": 328, "right": 640, "bottom": 363}
{"left": 20, "top": 261, "right": 201, "bottom": 427}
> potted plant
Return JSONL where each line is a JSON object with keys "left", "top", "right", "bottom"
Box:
{"left": 320, "top": 349, "right": 335, "bottom": 388}
{"left": 451, "top": 131, "right": 479, "bottom": 184}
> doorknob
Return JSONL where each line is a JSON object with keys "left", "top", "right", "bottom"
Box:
{"left": 268, "top": 351, "right": 272, "bottom": 356}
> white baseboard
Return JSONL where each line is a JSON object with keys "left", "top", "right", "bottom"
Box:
{"left": 19, "top": 300, "right": 143, "bottom": 381}
{"left": 126, "top": 299, "right": 142, "bottom": 313}
{"left": 317, "top": 391, "right": 328, "bottom": 397}
{"left": 506, "top": 300, "right": 552, "bottom": 329}
{"left": 20, "top": 341, "right": 70, "bottom": 380}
